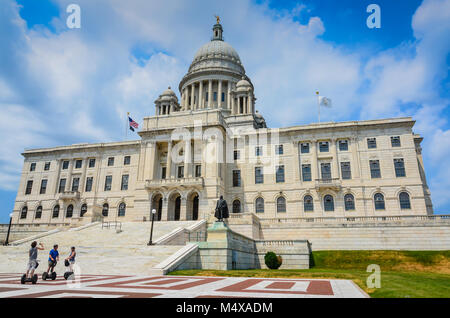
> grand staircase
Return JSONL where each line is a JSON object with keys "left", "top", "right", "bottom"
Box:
{"left": 0, "top": 221, "right": 200, "bottom": 275}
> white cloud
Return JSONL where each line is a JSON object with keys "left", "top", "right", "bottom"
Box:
{"left": 0, "top": 0, "right": 449, "bottom": 214}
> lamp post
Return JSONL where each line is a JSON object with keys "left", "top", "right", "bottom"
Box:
{"left": 4, "top": 213, "right": 13, "bottom": 246}
{"left": 148, "top": 209, "right": 157, "bottom": 246}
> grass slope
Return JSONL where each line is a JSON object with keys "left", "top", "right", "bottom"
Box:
{"left": 169, "top": 250, "right": 450, "bottom": 298}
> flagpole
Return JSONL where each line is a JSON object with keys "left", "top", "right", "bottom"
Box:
{"left": 126, "top": 112, "right": 129, "bottom": 140}
{"left": 316, "top": 91, "right": 320, "bottom": 123}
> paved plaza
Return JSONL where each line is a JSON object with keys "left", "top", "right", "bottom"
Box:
{"left": 0, "top": 273, "right": 368, "bottom": 298}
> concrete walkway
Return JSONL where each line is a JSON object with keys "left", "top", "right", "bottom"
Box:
{"left": 0, "top": 273, "right": 369, "bottom": 298}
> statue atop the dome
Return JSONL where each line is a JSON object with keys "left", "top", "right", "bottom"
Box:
{"left": 215, "top": 15, "right": 220, "bottom": 24}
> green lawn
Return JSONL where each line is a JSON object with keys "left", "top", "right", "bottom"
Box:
{"left": 169, "top": 251, "right": 450, "bottom": 298}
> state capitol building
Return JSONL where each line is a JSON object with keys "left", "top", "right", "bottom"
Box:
{"left": 11, "top": 21, "right": 434, "bottom": 226}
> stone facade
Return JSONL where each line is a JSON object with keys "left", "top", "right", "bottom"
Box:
{"left": 11, "top": 21, "right": 433, "bottom": 227}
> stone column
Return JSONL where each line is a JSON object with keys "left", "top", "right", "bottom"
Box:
{"left": 185, "top": 139, "right": 192, "bottom": 178}
{"left": 231, "top": 95, "right": 235, "bottom": 114}
{"left": 227, "top": 82, "right": 231, "bottom": 110}
{"left": 161, "top": 197, "right": 169, "bottom": 221}
{"left": 67, "top": 160, "right": 74, "bottom": 191}
{"left": 218, "top": 80, "right": 223, "bottom": 108}
{"left": 146, "top": 141, "right": 157, "bottom": 180}
{"left": 180, "top": 197, "right": 187, "bottom": 221}
{"left": 183, "top": 88, "right": 188, "bottom": 111}
{"left": 293, "top": 141, "right": 301, "bottom": 182}
{"left": 166, "top": 141, "right": 172, "bottom": 179}
{"left": 208, "top": 80, "right": 212, "bottom": 108}
{"left": 351, "top": 137, "right": 361, "bottom": 179}
{"left": 311, "top": 140, "right": 318, "bottom": 182}
{"left": 80, "top": 158, "right": 88, "bottom": 193}
{"left": 332, "top": 139, "right": 339, "bottom": 179}
{"left": 191, "top": 84, "right": 195, "bottom": 110}
{"left": 199, "top": 81, "right": 203, "bottom": 109}
{"left": 54, "top": 159, "right": 62, "bottom": 194}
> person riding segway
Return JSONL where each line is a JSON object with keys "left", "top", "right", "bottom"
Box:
{"left": 21, "top": 241, "right": 44, "bottom": 285}
{"left": 64, "top": 247, "right": 76, "bottom": 280}
{"left": 43, "top": 244, "right": 59, "bottom": 280}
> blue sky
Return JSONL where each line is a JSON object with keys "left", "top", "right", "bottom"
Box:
{"left": 1, "top": 0, "right": 449, "bottom": 222}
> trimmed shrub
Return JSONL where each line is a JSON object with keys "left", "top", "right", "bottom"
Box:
{"left": 264, "top": 251, "right": 282, "bottom": 269}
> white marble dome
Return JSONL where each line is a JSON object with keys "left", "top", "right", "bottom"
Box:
{"left": 188, "top": 40, "right": 245, "bottom": 75}
{"left": 159, "top": 87, "right": 177, "bottom": 101}
{"left": 193, "top": 41, "right": 241, "bottom": 65}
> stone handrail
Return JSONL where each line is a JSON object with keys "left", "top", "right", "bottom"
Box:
{"left": 259, "top": 215, "right": 450, "bottom": 224}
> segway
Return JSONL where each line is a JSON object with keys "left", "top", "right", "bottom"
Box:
{"left": 63, "top": 259, "right": 74, "bottom": 280}
{"left": 42, "top": 261, "right": 57, "bottom": 280}
{"left": 21, "top": 274, "right": 38, "bottom": 285}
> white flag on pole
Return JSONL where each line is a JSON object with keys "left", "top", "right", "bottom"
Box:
{"left": 318, "top": 96, "right": 332, "bottom": 108}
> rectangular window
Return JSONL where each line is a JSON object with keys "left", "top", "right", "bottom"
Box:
{"left": 233, "top": 170, "right": 241, "bottom": 187}
{"left": 89, "top": 158, "right": 96, "bottom": 168}
{"left": 255, "top": 146, "right": 263, "bottom": 157}
{"left": 301, "top": 143, "right": 310, "bottom": 154}
{"left": 124, "top": 156, "right": 131, "bottom": 165}
{"left": 370, "top": 160, "right": 381, "bottom": 178}
{"left": 319, "top": 142, "right": 329, "bottom": 152}
{"left": 367, "top": 138, "right": 377, "bottom": 149}
{"left": 302, "top": 164, "right": 312, "bottom": 182}
{"left": 107, "top": 157, "right": 114, "bottom": 167}
{"left": 391, "top": 136, "right": 401, "bottom": 147}
{"left": 75, "top": 160, "right": 82, "bottom": 169}
{"left": 25, "top": 180, "right": 33, "bottom": 195}
{"left": 104, "top": 176, "right": 112, "bottom": 191}
{"left": 394, "top": 158, "right": 406, "bottom": 177}
{"left": 58, "top": 179, "right": 66, "bottom": 193}
{"left": 234, "top": 150, "right": 240, "bottom": 160}
{"left": 205, "top": 92, "right": 209, "bottom": 102}
{"left": 275, "top": 145, "right": 284, "bottom": 155}
{"left": 44, "top": 162, "right": 51, "bottom": 171}
{"left": 62, "top": 161, "right": 69, "bottom": 170}
{"left": 276, "top": 165, "right": 285, "bottom": 183}
{"left": 321, "top": 163, "right": 332, "bottom": 180}
{"left": 213, "top": 92, "right": 217, "bottom": 101}
{"left": 85, "top": 177, "right": 93, "bottom": 192}
{"left": 121, "top": 175, "right": 129, "bottom": 191}
{"left": 177, "top": 166, "right": 184, "bottom": 179}
{"left": 161, "top": 167, "right": 167, "bottom": 180}
{"left": 72, "top": 177, "right": 80, "bottom": 192}
{"left": 195, "top": 165, "right": 202, "bottom": 177}
{"left": 40, "top": 179, "right": 47, "bottom": 194}
{"left": 341, "top": 162, "right": 352, "bottom": 180}
{"left": 255, "top": 167, "right": 264, "bottom": 184}
{"left": 30, "top": 163, "right": 36, "bottom": 172}
{"left": 339, "top": 140, "right": 349, "bottom": 151}
{"left": 221, "top": 92, "right": 225, "bottom": 102}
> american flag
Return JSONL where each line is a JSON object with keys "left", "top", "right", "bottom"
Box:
{"left": 128, "top": 116, "right": 139, "bottom": 132}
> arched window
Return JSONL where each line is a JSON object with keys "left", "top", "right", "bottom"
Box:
{"left": 66, "top": 204, "right": 73, "bottom": 218}
{"left": 102, "top": 203, "right": 109, "bottom": 217}
{"left": 374, "top": 193, "right": 385, "bottom": 210}
{"left": 304, "top": 195, "right": 314, "bottom": 212}
{"left": 35, "top": 206, "right": 42, "bottom": 219}
{"left": 20, "top": 206, "right": 28, "bottom": 219}
{"left": 52, "top": 205, "right": 60, "bottom": 218}
{"left": 344, "top": 194, "right": 355, "bottom": 211}
{"left": 277, "top": 197, "right": 286, "bottom": 213}
{"left": 118, "top": 203, "right": 126, "bottom": 217}
{"left": 255, "top": 197, "right": 264, "bottom": 213}
{"left": 232, "top": 200, "right": 241, "bottom": 213}
{"left": 80, "top": 204, "right": 88, "bottom": 217}
{"left": 399, "top": 192, "right": 411, "bottom": 210}
{"left": 324, "top": 195, "right": 334, "bottom": 212}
